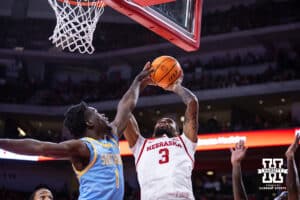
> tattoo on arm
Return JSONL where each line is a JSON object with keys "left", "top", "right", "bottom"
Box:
{"left": 184, "top": 107, "right": 198, "bottom": 132}
{"left": 174, "top": 85, "right": 196, "bottom": 105}
{"left": 174, "top": 85, "right": 198, "bottom": 142}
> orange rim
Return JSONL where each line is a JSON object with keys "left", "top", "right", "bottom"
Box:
{"left": 57, "top": 0, "right": 106, "bottom": 7}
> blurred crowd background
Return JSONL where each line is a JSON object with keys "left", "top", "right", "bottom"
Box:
{"left": 0, "top": 0, "right": 299, "bottom": 199}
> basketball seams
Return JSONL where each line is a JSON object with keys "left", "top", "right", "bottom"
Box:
{"left": 157, "top": 61, "right": 179, "bottom": 84}
{"left": 151, "top": 56, "right": 173, "bottom": 81}
{"left": 164, "top": 68, "right": 182, "bottom": 88}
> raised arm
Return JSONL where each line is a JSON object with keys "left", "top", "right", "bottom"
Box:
{"left": 231, "top": 140, "right": 248, "bottom": 200}
{"left": 111, "top": 62, "right": 152, "bottom": 137}
{"left": 285, "top": 133, "right": 300, "bottom": 200}
{"left": 168, "top": 82, "right": 198, "bottom": 142}
{"left": 0, "top": 138, "right": 89, "bottom": 158}
{"left": 124, "top": 113, "right": 141, "bottom": 148}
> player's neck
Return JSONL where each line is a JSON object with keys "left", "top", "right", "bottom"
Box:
{"left": 85, "top": 130, "right": 102, "bottom": 140}
{"left": 85, "top": 126, "right": 112, "bottom": 139}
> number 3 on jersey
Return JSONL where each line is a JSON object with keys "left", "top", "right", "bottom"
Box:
{"left": 159, "top": 148, "right": 169, "bottom": 164}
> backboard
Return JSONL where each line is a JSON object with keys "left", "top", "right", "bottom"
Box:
{"left": 105, "top": 0, "right": 203, "bottom": 51}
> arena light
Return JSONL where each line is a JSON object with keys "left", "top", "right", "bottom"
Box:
{"left": 195, "top": 128, "right": 299, "bottom": 151}
{"left": 119, "top": 128, "right": 300, "bottom": 155}
{"left": 206, "top": 171, "right": 214, "bottom": 176}
{"left": 17, "top": 127, "right": 26, "bottom": 137}
{"left": 0, "top": 149, "right": 60, "bottom": 161}
{"left": 0, "top": 128, "right": 299, "bottom": 160}
{"left": 180, "top": 116, "right": 185, "bottom": 122}
{"left": 0, "top": 149, "right": 39, "bottom": 161}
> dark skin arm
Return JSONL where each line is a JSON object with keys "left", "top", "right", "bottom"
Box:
{"left": 0, "top": 138, "right": 89, "bottom": 158}
{"left": 165, "top": 79, "right": 199, "bottom": 142}
{"left": 285, "top": 133, "right": 300, "bottom": 200}
{"left": 124, "top": 113, "right": 141, "bottom": 148}
{"left": 123, "top": 77, "right": 154, "bottom": 147}
{"left": 0, "top": 139, "right": 90, "bottom": 171}
{"left": 231, "top": 140, "right": 248, "bottom": 200}
{"left": 111, "top": 62, "right": 152, "bottom": 137}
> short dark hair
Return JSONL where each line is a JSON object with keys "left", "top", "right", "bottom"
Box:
{"left": 29, "top": 185, "right": 53, "bottom": 200}
{"left": 158, "top": 116, "right": 180, "bottom": 133}
{"left": 63, "top": 101, "right": 88, "bottom": 138}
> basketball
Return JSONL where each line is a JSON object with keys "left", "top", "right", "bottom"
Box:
{"left": 150, "top": 56, "right": 183, "bottom": 89}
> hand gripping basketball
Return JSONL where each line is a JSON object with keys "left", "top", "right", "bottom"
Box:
{"left": 135, "top": 62, "right": 154, "bottom": 82}
{"left": 164, "top": 73, "right": 183, "bottom": 91}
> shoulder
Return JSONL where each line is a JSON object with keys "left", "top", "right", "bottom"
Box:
{"left": 179, "top": 133, "right": 197, "bottom": 150}
{"left": 181, "top": 132, "right": 197, "bottom": 143}
{"left": 60, "top": 139, "right": 86, "bottom": 147}
{"left": 108, "top": 122, "right": 120, "bottom": 138}
{"left": 64, "top": 139, "right": 90, "bottom": 158}
{"left": 110, "top": 133, "right": 119, "bottom": 143}
{"left": 131, "top": 135, "right": 146, "bottom": 151}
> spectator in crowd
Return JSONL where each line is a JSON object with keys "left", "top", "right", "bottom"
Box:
{"left": 0, "top": 46, "right": 299, "bottom": 106}
{"left": 29, "top": 186, "right": 53, "bottom": 200}
{"left": 230, "top": 140, "right": 248, "bottom": 200}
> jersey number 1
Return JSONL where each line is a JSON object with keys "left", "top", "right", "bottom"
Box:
{"left": 159, "top": 148, "right": 169, "bottom": 164}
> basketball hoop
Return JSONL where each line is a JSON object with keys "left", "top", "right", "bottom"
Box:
{"left": 48, "top": 0, "right": 104, "bottom": 54}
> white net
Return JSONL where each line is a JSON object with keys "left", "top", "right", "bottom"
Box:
{"left": 48, "top": 0, "right": 104, "bottom": 54}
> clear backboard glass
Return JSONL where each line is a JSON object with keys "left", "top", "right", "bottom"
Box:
{"left": 150, "top": 0, "right": 195, "bottom": 34}
{"left": 105, "top": 0, "right": 202, "bottom": 51}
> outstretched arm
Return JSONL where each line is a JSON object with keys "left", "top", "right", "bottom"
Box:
{"left": 168, "top": 82, "right": 198, "bottom": 142}
{"left": 0, "top": 138, "right": 89, "bottom": 158}
{"left": 111, "top": 62, "right": 152, "bottom": 137}
{"left": 124, "top": 113, "right": 141, "bottom": 148}
{"left": 285, "top": 133, "right": 300, "bottom": 200}
{"left": 231, "top": 140, "right": 248, "bottom": 200}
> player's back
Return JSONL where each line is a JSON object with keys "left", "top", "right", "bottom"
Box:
{"left": 131, "top": 134, "right": 196, "bottom": 200}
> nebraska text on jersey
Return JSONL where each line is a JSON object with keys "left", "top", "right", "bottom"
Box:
{"left": 146, "top": 139, "right": 182, "bottom": 151}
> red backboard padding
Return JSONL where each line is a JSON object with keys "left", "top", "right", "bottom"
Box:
{"left": 132, "top": 0, "right": 175, "bottom": 7}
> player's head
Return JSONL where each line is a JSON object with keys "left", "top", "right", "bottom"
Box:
{"left": 63, "top": 102, "right": 110, "bottom": 138}
{"left": 29, "top": 186, "right": 53, "bottom": 200}
{"left": 153, "top": 117, "right": 179, "bottom": 138}
{"left": 274, "top": 191, "right": 288, "bottom": 200}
